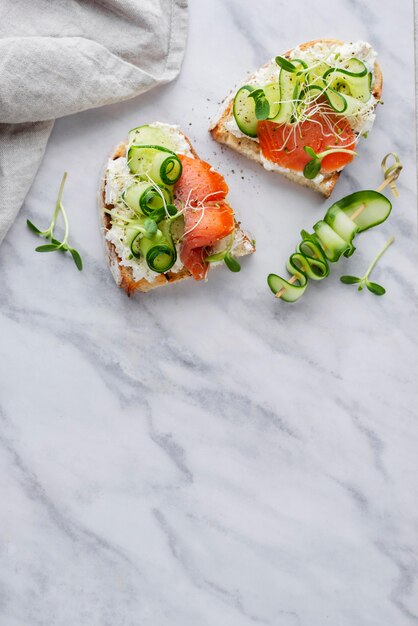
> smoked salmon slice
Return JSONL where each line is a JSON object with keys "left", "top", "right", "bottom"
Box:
{"left": 175, "top": 155, "right": 228, "bottom": 205}
{"left": 174, "top": 155, "right": 235, "bottom": 280}
{"left": 257, "top": 112, "right": 355, "bottom": 173}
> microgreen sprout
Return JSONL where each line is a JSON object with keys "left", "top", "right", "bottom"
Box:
{"left": 303, "top": 145, "right": 358, "bottom": 179}
{"left": 143, "top": 218, "right": 158, "bottom": 236}
{"left": 26, "top": 172, "right": 83, "bottom": 270}
{"left": 340, "top": 236, "right": 394, "bottom": 296}
{"left": 206, "top": 234, "right": 241, "bottom": 273}
{"left": 275, "top": 56, "right": 297, "bottom": 73}
{"left": 248, "top": 88, "right": 270, "bottom": 120}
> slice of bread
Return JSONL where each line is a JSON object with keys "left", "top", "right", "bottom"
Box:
{"left": 99, "top": 132, "right": 255, "bottom": 295}
{"left": 210, "top": 39, "right": 383, "bottom": 198}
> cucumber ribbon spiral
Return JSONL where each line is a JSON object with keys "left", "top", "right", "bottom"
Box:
{"left": 126, "top": 215, "right": 177, "bottom": 273}
{"left": 127, "top": 145, "right": 182, "bottom": 186}
{"left": 268, "top": 153, "right": 403, "bottom": 302}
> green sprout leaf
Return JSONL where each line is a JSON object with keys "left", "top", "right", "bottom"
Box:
{"left": 366, "top": 281, "right": 386, "bottom": 296}
{"left": 26, "top": 219, "right": 43, "bottom": 235}
{"left": 303, "top": 146, "right": 318, "bottom": 159}
{"left": 303, "top": 159, "right": 321, "bottom": 180}
{"left": 340, "top": 275, "right": 361, "bottom": 284}
{"left": 35, "top": 243, "right": 61, "bottom": 252}
{"left": 248, "top": 89, "right": 270, "bottom": 120}
{"left": 144, "top": 218, "right": 158, "bottom": 236}
{"left": 224, "top": 254, "right": 241, "bottom": 273}
{"left": 69, "top": 247, "right": 83, "bottom": 271}
{"left": 275, "top": 56, "right": 297, "bottom": 73}
{"left": 248, "top": 88, "right": 264, "bottom": 99}
{"left": 255, "top": 96, "right": 270, "bottom": 120}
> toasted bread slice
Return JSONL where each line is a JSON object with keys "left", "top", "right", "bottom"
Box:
{"left": 99, "top": 131, "right": 255, "bottom": 295}
{"left": 210, "top": 39, "right": 383, "bottom": 198}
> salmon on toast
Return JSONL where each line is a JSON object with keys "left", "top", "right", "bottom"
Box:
{"left": 211, "top": 39, "right": 382, "bottom": 197}
{"left": 99, "top": 122, "right": 255, "bottom": 295}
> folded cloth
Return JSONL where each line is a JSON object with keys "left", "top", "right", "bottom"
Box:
{"left": 0, "top": 0, "right": 188, "bottom": 244}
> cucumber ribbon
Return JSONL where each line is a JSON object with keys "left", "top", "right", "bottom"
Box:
{"left": 123, "top": 181, "right": 174, "bottom": 216}
{"left": 268, "top": 153, "right": 403, "bottom": 302}
{"left": 127, "top": 144, "right": 182, "bottom": 186}
{"left": 126, "top": 216, "right": 177, "bottom": 272}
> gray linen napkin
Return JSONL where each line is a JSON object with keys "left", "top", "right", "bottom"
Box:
{"left": 0, "top": 0, "right": 188, "bottom": 244}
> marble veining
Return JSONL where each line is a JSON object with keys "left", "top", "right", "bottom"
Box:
{"left": 0, "top": 1, "right": 417, "bottom": 625}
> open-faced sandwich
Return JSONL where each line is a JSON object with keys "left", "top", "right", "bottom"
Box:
{"left": 211, "top": 39, "right": 382, "bottom": 197}
{"left": 99, "top": 123, "right": 255, "bottom": 294}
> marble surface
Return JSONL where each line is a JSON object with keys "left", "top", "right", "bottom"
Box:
{"left": 1, "top": 1, "right": 417, "bottom": 625}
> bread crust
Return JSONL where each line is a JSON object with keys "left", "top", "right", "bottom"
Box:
{"left": 99, "top": 133, "right": 255, "bottom": 295}
{"left": 210, "top": 38, "right": 383, "bottom": 198}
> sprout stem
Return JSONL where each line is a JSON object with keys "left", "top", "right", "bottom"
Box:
{"left": 364, "top": 236, "right": 394, "bottom": 280}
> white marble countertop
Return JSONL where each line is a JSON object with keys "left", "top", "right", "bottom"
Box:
{"left": 1, "top": 1, "right": 417, "bottom": 625}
